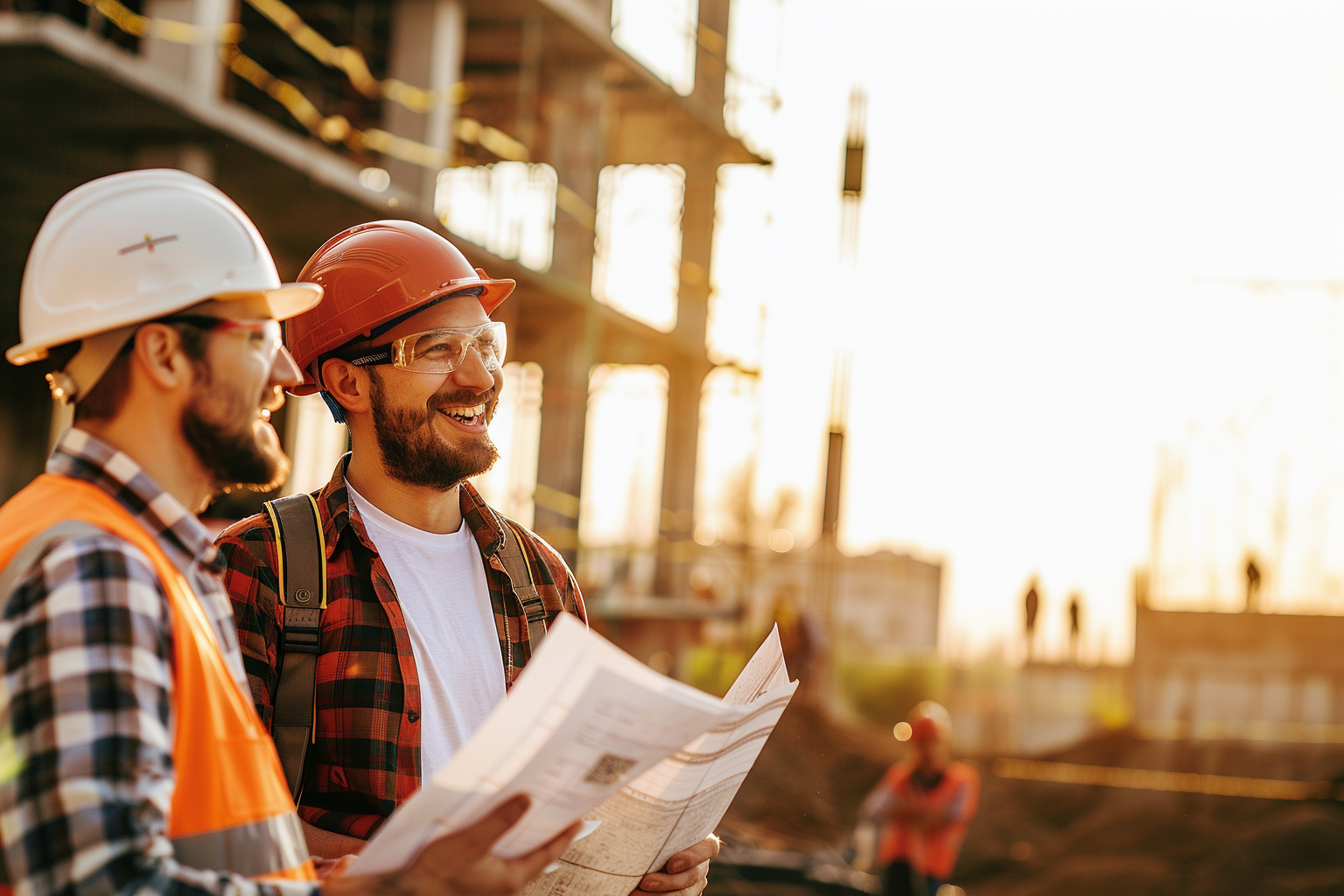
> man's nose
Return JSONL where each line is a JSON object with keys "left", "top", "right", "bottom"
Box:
{"left": 452, "top": 345, "right": 496, "bottom": 391}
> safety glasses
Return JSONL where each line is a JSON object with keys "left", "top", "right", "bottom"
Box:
{"left": 332, "top": 321, "right": 507, "bottom": 374}
{"left": 165, "top": 315, "right": 285, "bottom": 364}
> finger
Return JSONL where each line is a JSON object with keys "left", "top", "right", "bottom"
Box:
{"left": 663, "top": 835, "right": 721, "bottom": 874}
{"left": 507, "top": 819, "right": 583, "bottom": 881}
{"left": 638, "top": 859, "right": 709, "bottom": 892}
{"left": 632, "top": 874, "right": 710, "bottom": 896}
{"left": 426, "top": 794, "right": 533, "bottom": 861}
{"left": 318, "top": 854, "right": 357, "bottom": 881}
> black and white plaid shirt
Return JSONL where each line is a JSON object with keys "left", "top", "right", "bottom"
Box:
{"left": 0, "top": 429, "right": 317, "bottom": 896}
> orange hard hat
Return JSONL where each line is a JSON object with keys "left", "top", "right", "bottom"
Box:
{"left": 907, "top": 701, "right": 954, "bottom": 743}
{"left": 286, "top": 220, "right": 515, "bottom": 395}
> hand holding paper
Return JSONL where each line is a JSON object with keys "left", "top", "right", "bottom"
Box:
{"left": 523, "top": 626, "right": 796, "bottom": 896}
{"left": 324, "top": 795, "right": 579, "bottom": 896}
{"left": 348, "top": 616, "right": 796, "bottom": 896}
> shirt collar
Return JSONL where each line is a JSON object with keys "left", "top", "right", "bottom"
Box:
{"left": 48, "top": 428, "right": 222, "bottom": 572}
{"left": 319, "top": 453, "right": 505, "bottom": 558}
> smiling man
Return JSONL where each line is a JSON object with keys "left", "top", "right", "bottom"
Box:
{"left": 216, "top": 221, "right": 719, "bottom": 896}
{"left": 0, "top": 174, "right": 576, "bottom": 896}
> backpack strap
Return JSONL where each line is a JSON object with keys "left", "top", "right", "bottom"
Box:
{"left": 495, "top": 518, "right": 550, "bottom": 652}
{"left": 0, "top": 520, "right": 107, "bottom": 600}
{"left": 263, "top": 494, "right": 326, "bottom": 802}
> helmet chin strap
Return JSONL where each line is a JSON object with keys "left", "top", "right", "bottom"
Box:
{"left": 47, "top": 324, "right": 139, "bottom": 404}
{"left": 318, "top": 390, "right": 347, "bottom": 425}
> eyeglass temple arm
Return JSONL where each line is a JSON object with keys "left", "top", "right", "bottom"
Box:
{"left": 334, "top": 346, "right": 395, "bottom": 368}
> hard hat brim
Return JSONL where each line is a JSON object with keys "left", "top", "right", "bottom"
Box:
{"left": 6, "top": 282, "right": 324, "bottom": 367}
{"left": 220, "top": 282, "right": 324, "bottom": 322}
{"left": 478, "top": 279, "right": 515, "bottom": 315}
{"left": 5, "top": 342, "right": 51, "bottom": 366}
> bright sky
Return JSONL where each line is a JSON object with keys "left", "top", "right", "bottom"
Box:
{"left": 732, "top": 0, "right": 1344, "bottom": 663}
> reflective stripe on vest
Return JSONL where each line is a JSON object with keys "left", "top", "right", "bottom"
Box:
{"left": 172, "top": 812, "right": 311, "bottom": 878}
{"left": 0, "top": 475, "right": 316, "bottom": 884}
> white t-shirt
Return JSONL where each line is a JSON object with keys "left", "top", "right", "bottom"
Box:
{"left": 346, "top": 481, "right": 506, "bottom": 776}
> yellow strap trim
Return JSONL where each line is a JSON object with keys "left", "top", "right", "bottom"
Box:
{"left": 303, "top": 493, "right": 327, "bottom": 609}
{"left": 263, "top": 500, "right": 286, "bottom": 609}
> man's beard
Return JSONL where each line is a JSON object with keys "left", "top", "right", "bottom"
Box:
{"left": 182, "top": 372, "right": 290, "bottom": 494}
{"left": 369, "top": 370, "right": 499, "bottom": 491}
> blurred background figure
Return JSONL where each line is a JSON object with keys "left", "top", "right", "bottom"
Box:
{"left": 1023, "top": 579, "right": 1040, "bottom": 663}
{"left": 1245, "top": 555, "right": 1262, "bottom": 613}
{"left": 773, "top": 591, "right": 827, "bottom": 698}
{"left": 1068, "top": 592, "right": 1082, "bottom": 663}
{"left": 854, "top": 702, "right": 979, "bottom": 896}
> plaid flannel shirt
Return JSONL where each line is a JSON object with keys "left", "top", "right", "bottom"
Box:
{"left": 215, "top": 457, "right": 586, "bottom": 841}
{"left": 0, "top": 428, "right": 316, "bottom": 896}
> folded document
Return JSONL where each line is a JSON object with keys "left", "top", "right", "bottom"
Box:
{"left": 349, "top": 614, "right": 797, "bottom": 893}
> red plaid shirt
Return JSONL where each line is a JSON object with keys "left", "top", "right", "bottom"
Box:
{"left": 215, "top": 457, "right": 586, "bottom": 840}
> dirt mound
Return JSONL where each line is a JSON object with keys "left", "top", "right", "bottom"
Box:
{"left": 719, "top": 697, "right": 900, "bottom": 849}
{"left": 721, "top": 704, "right": 1344, "bottom": 895}
{"left": 949, "top": 732, "right": 1344, "bottom": 895}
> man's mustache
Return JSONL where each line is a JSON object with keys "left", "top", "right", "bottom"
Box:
{"left": 429, "top": 388, "right": 497, "bottom": 414}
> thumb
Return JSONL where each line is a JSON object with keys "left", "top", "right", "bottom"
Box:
{"left": 425, "top": 794, "right": 532, "bottom": 861}
{"left": 505, "top": 819, "right": 583, "bottom": 882}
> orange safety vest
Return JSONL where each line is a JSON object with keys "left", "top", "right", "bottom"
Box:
{"left": 0, "top": 474, "right": 316, "bottom": 888}
{"left": 875, "top": 759, "right": 979, "bottom": 880}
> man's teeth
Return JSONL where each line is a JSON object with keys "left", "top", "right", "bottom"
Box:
{"left": 443, "top": 403, "right": 487, "bottom": 420}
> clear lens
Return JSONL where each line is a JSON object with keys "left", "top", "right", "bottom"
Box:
{"left": 181, "top": 317, "right": 284, "bottom": 363}
{"left": 397, "top": 322, "right": 507, "bottom": 373}
{"left": 249, "top": 320, "right": 283, "bottom": 357}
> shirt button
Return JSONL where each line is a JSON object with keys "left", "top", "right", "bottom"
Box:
{"left": 407, "top": 710, "right": 420, "bottom": 723}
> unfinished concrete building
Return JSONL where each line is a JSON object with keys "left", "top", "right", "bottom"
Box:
{"left": 1133, "top": 605, "right": 1344, "bottom": 743}
{"left": 0, "top": 0, "right": 765, "bottom": 599}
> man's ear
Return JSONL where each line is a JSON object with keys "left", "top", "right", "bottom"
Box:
{"left": 130, "top": 323, "right": 194, "bottom": 392}
{"left": 321, "top": 357, "right": 371, "bottom": 416}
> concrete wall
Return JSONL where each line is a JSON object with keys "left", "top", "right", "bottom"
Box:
{"left": 944, "top": 662, "right": 1131, "bottom": 756}
{"left": 1133, "top": 606, "right": 1344, "bottom": 742}
{"left": 834, "top": 550, "right": 941, "bottom": 653}
{"left": 613, "top": 543, "right": 944, "bottom": 654}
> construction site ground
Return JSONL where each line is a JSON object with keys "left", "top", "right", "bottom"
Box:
{"left": 717, "top": 700, "right": 1344, "bottom": 895}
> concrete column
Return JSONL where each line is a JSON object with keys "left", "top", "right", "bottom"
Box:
{"left": 143, "top": 0, "right": 235, "bottom": 106}
{"left": 541, "top": 65, "right": 605, "bottom": 287}
{"left": 134, "top": 144, "right": 215, "bottom": 182}
{"left": 694, "top": 0, "right": 730, "bottom": 109}
{"left": 385, "top": 0, "right": 465, "bottom": 208}
{"left": 674, "top": 156, "right": 714, "bottom": 348}
{"left": 653, "top": 155, "right": 716, "bottom": 597}
{"left": 653, "top": 358, "right": 703, "bottom": 596}
{"left": 513, "top": 15, "right": 543, "bottom": 152}
{"left": 530, "top": 307, "right": 598, "bottom": 568}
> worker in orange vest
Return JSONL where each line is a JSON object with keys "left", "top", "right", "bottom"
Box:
{"left": 857, "top": 702, "right": 979, "bottom": 896}
{"left": 0, "top": 170, "right": 577, "bottom": 896}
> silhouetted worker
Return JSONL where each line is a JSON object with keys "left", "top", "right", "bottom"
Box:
{"left": 774, "top": 593, "right": 824, "bottom": 694}
{"left": 1068, "top": 593, "right": 1081, "bottom": 662}
{"left": 1023, "top": 579, "right": 1040, "bottom": 662}
{"left": 1245, "top": 557, "right": 1262, "bottom": 613}
{"left": 857, "top": 702, "right": 979, "bottom": 896}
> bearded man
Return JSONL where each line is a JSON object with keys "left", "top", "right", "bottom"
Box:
{"left": 0, "top": 172, "right": 574, "bottom": 896}
{"left": 216, "top": 221, "right": 718, "bottom": 896}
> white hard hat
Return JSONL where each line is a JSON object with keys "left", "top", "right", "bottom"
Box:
{"left": 7, "top": 169, "right": 322, "bottom": 390}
